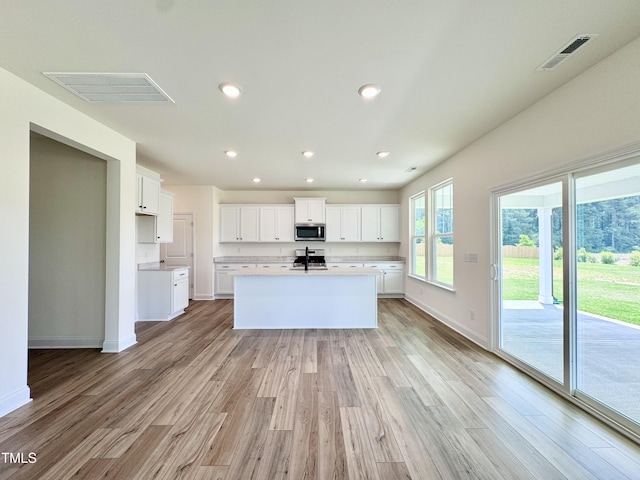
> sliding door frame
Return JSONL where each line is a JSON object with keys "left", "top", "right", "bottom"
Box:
{"left": 490, "top": 145, "right": 640, "bottom": 443}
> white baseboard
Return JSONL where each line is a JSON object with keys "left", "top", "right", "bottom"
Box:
{"left": 0, "top": 386, "right": 31, "bottom": 417}
{"left": 193, "top": 294, "right": 215, "bottom": 300}
{"left": 102, "top": 334, "right": 137, "bottom": 353}
{"left": 28, "top": 337, "right": 103, "bottom": 349}
{"left": 404, "top": 294, "right": 489, "bottom": 349}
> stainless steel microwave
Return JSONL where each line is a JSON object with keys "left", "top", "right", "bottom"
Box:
{"left": 294, "top": 224, "right": 326, "bottom": 241}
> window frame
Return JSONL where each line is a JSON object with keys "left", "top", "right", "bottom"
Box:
{"left": 410, "top": 191, "right": 426, "bottom": 279}
{"left": 429, "top": 178, "right": 454, "bottom": 289}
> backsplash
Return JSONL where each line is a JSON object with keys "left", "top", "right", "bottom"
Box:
{"left": 219, "top": 242, "right": 399, "bottom": 258}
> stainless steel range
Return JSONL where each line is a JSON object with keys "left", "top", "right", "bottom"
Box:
{"left": 291, "top": 248, "right": 327, "bottom": 270}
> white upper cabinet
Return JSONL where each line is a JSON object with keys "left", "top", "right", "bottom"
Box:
{"left": 361, "top": 205, "right": 400, "bottom": 242}
{"left": 294, "top": 198, "right": 325, "bottom": 224}
{"left": 220, "top": 205, "right": 259, "bottom": 242}
{"left": 136, "top": 172, "right": 161, "bottom": 215}
{"left": 156, "top": 191, "right": 174, "bottom": 243}
{"left": 137, "top": 190, "right": 174, "bottom": 244}
{"left": 326, "top": 206, "right": 360, "bottom": 242}
{"left": 259, "top": 206, "right": 295, "bottom": 242}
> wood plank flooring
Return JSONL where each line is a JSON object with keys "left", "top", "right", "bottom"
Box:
{"left": 1, "top": 298, "right": 640, "bottom": 479}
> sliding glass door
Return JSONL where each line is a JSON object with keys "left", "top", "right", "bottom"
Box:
{"left": 574, "top": 163, "right": 640, "bottom": 425}
{"left": 494, "top": 158, "right": 640, "bottom": 434}
{"left": 498, "top": 181, "right": 564, "bottom": 384}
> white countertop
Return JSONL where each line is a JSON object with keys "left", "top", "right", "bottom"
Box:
{"left": 138, "top": 263, "right": 189, "bottom": 272}
{"left": 229, "top": 267, "right": 381, "bottom": 276}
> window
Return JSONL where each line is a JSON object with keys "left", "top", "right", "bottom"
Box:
{"left": 411, "top": 192, "right": 426, "bottom": 278}
{"left": 430, "top": 180, "right": 453, "bottom": 287}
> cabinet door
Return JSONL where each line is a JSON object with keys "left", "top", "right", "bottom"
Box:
{"left": 383, "top": 270, "right": 404, "bottom": 293}
{"left": 324, "top": 206, "right": 343, "bottom": 241}
{"left": 276, "top": 207, "right": 295, "bottom": 242}
{"left": 341, "top": 207, "right": 361, "bottom": 241}
{"left": 259, "top": 207, "right": 278, "bottom": 241}
{"left": 295, "top": 199, "right": 325, "bottom": 223}
{"left": 156, "top": 192, "right": 174, "bottom": 243}
{"left": 215, "top": 271, "right": 234, "bottom": 294}
{"left": 140, "top": 175, "right": 161, "bottom": 215}
{"left": 220, "top": 207, "right": 239, "bottom": 242}
{"left": 239, "top": 207, "right": 260, "bottom": 241}
{"left": 360, "top": 206, "right": 380, "bottom": 241}
{"left": 173, "top": 278, "right": 189, "bottom": 311}
{"left": 307, "top": 199, "right": 325, "bottom": 223}
{"left": 379, "top": 206, "right": 400, "bottom": 242}
{"left": 136, "top": 174, "right": 144, "bottom": 213}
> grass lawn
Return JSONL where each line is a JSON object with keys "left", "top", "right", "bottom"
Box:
{"left": 502, "top": 258, "right": 640, "bottom": 326}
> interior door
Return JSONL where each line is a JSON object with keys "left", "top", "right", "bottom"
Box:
{"left": 161, "top": 213, "right": 194, "bottom": 299}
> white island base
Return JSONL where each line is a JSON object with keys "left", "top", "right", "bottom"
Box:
{"left": 231, "top": 268, "right": 379, "bottom": 329}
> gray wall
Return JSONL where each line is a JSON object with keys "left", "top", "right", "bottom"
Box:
{"left": 29, "top": 132, "right": 107, "bottom": 347}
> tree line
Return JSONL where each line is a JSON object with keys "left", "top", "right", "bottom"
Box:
{"left": 502, "top": 196, "right": 640, "bottom": 253}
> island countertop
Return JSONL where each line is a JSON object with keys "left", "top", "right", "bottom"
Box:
{"left": 229, "top": 267, "right": 381, "bottom": 276}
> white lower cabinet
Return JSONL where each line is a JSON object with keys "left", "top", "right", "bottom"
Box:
{"left": 137, "top": 267, "right": 189, "bottom": 321}
{"left": 215, "top": 264, "right": 255, "bottom": 296}
{"left": 363, "top": 262, "right": 404, "bottom": 295}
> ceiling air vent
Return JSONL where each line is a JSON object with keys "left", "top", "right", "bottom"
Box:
{"left": 536, "top": 34, "right": 598, "bottom": 71}
{"left": 42, "top": 72, "right": 174, "bottom": 103}
{"left": 405, "top": 166, "right": 418, "bottom": 173}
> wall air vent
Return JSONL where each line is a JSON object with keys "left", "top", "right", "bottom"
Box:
{"left": 536, "top": 34, "right": 598, "bottom": 71}
{"left": 43, "top": 72, "right": 174, "bottom": 103}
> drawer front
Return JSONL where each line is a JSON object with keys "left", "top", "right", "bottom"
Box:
{"left": 363, "top": 262, "right": 404, "bottom": 270}
{"left": 216, "top": 263, "right": 255, "bottom": 271}
{"left": 172, "top": 268, "right": 189, "bottom": 281}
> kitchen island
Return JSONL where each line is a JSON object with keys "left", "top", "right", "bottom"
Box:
{"left": 229, "top": 267, "right": 380, "bottom": 329}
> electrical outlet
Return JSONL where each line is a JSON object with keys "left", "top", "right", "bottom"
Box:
{"left": 470, "top": 309, "right": 475, "bottom": 320}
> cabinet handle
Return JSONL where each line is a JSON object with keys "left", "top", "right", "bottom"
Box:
{"left": 174, "top": 283, "right": 177, "bottom": 286}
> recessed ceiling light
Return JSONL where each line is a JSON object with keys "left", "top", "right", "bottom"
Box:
{"left": 359, "top": 178, "right": 368, "bottom": 183}
{"left": 376, "top": 150, "right": 390, "bottom": 158}
{"left": 302, "top": 150, "right": 314, "bottom": 158}
{"left": 225, "top": 150, "right": 237, "bottom": 158}
{"left": 219, "top": 83, "right": 241, "bottom": 98}
{"left": 252, "top": 177, "right": 261, "bottom": 183}
{"left": 358, "top": 84, "right": 381, "bottom": 98}
{"left": 305, "top": 178, "right": 314, "bottom": 183}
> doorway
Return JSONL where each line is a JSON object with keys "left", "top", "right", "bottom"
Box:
{"left": 28, "top": 132, "right": 107, "bottom": 349}
{"left": 161, "top": 213, "right": 195, "bottom": 299}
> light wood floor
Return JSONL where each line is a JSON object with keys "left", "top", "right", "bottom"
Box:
{"left": 1, "top": 299, "right": 640, "bottom": 479}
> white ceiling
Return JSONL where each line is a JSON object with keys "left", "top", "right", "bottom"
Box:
{"left": 3, "top": 1, "right": 640, "bottom": 191}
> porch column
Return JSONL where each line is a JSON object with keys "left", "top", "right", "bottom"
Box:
{"left": 537, "top": 207, "right": 554, "bottom": 304}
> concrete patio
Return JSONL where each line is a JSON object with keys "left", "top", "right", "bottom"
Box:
{"left": 501, "top": 300, "right": 640, "bottom": 423}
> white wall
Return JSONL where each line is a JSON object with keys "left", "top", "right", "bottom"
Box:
{"left": 29, "top": 133, "right": 106, "bottom": 348}
{"left": 221, "top": 190, "right": 399, "bottom": 205}
{"left": 400, "top": 35, "right": 640, "bottom": 348}
{"left": 0, "top": 67, "right": 137, "bottom": 417}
